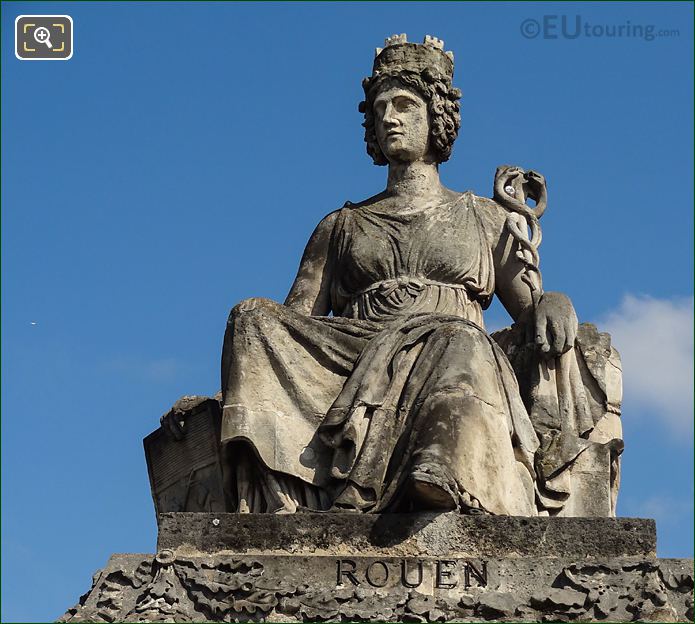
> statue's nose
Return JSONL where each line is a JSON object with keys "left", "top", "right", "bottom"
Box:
{"left": 382, "top": 102, "right": 399, "bottom": 126}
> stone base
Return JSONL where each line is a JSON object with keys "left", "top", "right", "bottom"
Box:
{"left": 60, "top": 514, "right": 694, "bottom": 622}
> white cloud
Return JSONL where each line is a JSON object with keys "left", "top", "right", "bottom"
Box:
{"left": 600, "top": 294, "right": 693, "bottom": 435}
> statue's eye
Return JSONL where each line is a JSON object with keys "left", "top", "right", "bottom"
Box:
{"left": 394, "top": 97, "right": 417, "bottom": 112}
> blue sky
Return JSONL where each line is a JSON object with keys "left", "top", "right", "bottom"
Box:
{"left": 2, "top": 2, "right": 693, "bottom": 621}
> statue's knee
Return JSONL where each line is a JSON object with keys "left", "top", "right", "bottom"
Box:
{"left": 228, "top": 297, "right": 278, "bottom": 326}
{"left": 423, "top": 385, "right": 500, "bottom": 424}
{"left": 424, "top": 389, "right": 472, "bottom": 414}
{"left": 435, "top": 321, "right": 486, "bottom": 349}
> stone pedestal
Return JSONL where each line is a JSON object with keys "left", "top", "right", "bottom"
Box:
{"left": 60, "top": 513, "right": 693, "bottom": 622}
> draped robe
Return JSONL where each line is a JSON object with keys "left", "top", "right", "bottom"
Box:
{"left": 220, "top": 192, "right": 540, "bottom": 515}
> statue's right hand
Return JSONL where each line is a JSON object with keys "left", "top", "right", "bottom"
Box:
{"left": 160, "top": 406, "right": 186, "bottom": 440}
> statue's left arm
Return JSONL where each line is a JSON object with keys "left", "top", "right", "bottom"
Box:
{"left": 494, "top": 245, "right": 578, "bottom": 358}
{"left": 476, "top": 184, "right": 578, "bottom": 358}
{"left": 478, "top": 169, "right": 623, "bottom": 517}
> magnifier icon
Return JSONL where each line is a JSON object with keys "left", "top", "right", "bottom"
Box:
{"left": 34, "top": 26, "right": 53, "bottom": 49}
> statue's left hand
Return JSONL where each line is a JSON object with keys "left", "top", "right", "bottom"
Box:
{"left": 534, "top": 291, "right": 578, "bottom": 358}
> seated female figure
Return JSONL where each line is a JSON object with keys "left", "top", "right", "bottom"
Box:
{"left": 212, "top": 37, "right": 585, "bottom": 516}
{"left": 164, "top": 37, "right": 620, "bottom": 517}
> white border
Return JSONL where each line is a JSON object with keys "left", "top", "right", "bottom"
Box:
{"left": 15, "top": 15, "right": 73, "bottom": 61}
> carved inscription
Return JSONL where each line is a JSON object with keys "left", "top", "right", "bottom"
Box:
{"left": 336, "top": 559, "right": 488, "bottom": 589}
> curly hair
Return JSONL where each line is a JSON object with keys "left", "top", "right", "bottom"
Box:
{"left": 358, "top": 66, "right": 462, "bottom": 166}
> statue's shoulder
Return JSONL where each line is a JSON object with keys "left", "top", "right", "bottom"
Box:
{"left": 302, "top": 209, "right": 342, "bottom": 246}
{"left": 314, "top": 193, "right": 388, "bottom": 228}
{"left": 311, "top": 194, "right": 388, "bottom": 241}
{"left": 468, "top": 191, "right": 506, "bottom": 217}
{"left": 310, "top": 194, "right": 374, "bottom": 236}
{"left": 466, "top": 191, "right": 508, "bottom": 240}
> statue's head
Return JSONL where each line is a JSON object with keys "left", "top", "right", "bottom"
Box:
{"left": 359, "top": 34, "right": 462, "bottom": 166}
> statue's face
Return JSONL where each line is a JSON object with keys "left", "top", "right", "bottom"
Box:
{"left": 373, "top": 82, "right": 430, "bottom": 164}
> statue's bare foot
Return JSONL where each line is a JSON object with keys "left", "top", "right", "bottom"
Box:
{"left": 460, "top": 490, "right": 489, "bottom": 515}
{"left": 410, "top": 464, "right": 490, "bottom": 514}
{"left": 409, "top": 465, "right": 457, "bottom": 511}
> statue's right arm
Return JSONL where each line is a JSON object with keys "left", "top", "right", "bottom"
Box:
{"left": 283, "top": 211, "right": 339, "bottom": 316}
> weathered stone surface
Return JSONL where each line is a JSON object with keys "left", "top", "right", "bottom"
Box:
{"left": 145, "top": 398, "right": 228, "bottom": 514}
{"left": 56, "top": 30, "right": 689, "bottom": 624}
{"left": 60, "top": 514, "right": 692, "bottom": 622}
{"left": 157, "top": 512, "right": 656, "bottom": 559}
{"left": 59, "top": 551, "right": 693, "bottom": 622}
{"left": 152, "top": 34, "right": 624, "bottom": 519}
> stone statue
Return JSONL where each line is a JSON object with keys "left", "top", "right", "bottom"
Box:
{"left": 62, "top": 34, "right": 694, "bottom": 624}
{"left": 159, "top": 34, "right": 623, "bottom": 517}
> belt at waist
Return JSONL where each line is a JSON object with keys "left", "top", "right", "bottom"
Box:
{"left": 347, "top": 276, "right": 471, "bottom": 299}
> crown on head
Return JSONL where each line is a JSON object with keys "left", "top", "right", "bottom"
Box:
{"left": 371, "top": 33, "right": 455, "bottom": 80}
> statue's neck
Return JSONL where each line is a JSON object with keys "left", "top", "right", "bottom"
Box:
{"left": 386, "top": 160, "right": 443, "bottom": 200}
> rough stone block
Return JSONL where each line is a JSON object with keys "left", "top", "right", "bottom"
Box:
{"left": 156, "top": 512, "right": 657, "bottom": 558}
{"left": 59, "top": 513, "right": 693, "bottom": 622}
{"left": 59, "top": 552, "right": 694, "bottom": 622}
